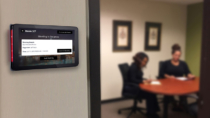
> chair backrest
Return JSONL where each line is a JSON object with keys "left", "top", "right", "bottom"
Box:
{"left": 188, "top": 102, "right": 198, "bottom": 116}
{"left": 157, "top": 61, "right": 164, "bottom": 79}
{"left": 118, "top": 63, "right": 130, "bottom": 85}
{"left": 118, "top": 63, "right": 141, "bottom": 99}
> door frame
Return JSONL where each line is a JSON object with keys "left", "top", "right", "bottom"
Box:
{"left": 198, "top": 0, "right": 210, "bottom": 118}
{"left": 88, "top": 0, "right": 101, "bottom": 118}
{"left": 87, "top": 0, "right": 210, "bottom": 118}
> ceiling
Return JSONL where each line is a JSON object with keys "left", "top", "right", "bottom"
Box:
{"left": 150, "top": 0, "right": 203, "bottom": 5}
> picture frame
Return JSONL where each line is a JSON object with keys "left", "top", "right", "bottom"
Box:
{"left": 113, "top": 20, "right": 132, "bottom": 52}
{"left": 144, "top": 22, "right": 162, "bottom": 51}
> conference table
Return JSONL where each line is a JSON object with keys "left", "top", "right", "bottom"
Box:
{"left": 139, "top": 77, "right": 200, "bottom": 118}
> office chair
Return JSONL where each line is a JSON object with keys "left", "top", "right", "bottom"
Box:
{"left": 157, "top": 61, "right": 164, "bottom": 79}
{"left": 118, "top": 63, "right": 146, "bottom": 118}
{"left": 186, "top": 94, "right": 198, "bottom": 117}
{"left": 156, "top": 61, "right": 165, "bottom": 103}
{"left": 157, "top": 61, "right": 181, "bottom": 105}
{"left": 188, "top": 102, "right": 198, "bottom": 117}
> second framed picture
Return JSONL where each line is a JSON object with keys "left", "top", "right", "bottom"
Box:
{"left": 144, "top": 22, "right": 162, "bottom": 51}
{"left": 113, "top": 20, "right": 132, "bottom": 52}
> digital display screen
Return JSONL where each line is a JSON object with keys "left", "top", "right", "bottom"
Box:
{"left": 11, "top": 24, "right": 79, "bottom": 70}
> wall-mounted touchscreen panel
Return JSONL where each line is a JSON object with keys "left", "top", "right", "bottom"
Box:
{"left": 11, "top": 24, "right": 79, "bottom": 70}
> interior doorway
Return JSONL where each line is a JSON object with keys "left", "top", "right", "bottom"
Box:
{"left": 98, "top": 0, "right": 207, "bottom": 118}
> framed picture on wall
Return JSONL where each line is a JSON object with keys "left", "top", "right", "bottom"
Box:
{"left": 113, "top": 20, "right": 132, "bottom": 52}
{"left": 145, "top": 22, "right": 162, "bottom": 51}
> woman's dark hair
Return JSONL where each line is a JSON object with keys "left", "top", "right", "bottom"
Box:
{"left": 172, "top": 44, "right": 181, "bottom": 54}
{"left": 133, "top": 52, "right": 149, "bottom": 67}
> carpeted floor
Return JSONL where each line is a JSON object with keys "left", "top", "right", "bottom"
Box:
{"left": 101, "top": 97, "right": 196, "bottom": 118}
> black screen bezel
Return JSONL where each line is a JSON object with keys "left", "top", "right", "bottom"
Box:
{"left": 11, "top": 24, "right": 79, "bottom": 71}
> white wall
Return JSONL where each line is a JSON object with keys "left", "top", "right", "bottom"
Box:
{"left": 0, "top": 0, "right": 88, "bottom": 118}
{"left": 101, "top": 0, "right": 187, "bottom": 100}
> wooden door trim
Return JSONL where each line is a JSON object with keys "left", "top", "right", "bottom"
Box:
{"left": 88, "top": 0, "right": 101, "bottom": 118}
{"left": 198, "top": 1, "right": 210, "bottom": 118}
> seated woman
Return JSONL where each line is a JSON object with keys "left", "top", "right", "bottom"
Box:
{"left": 160, "top": 44, "right": 195, "bottom": 111}
{"left": 160, "top": 44, "right": 195, "bottom": 79}
{"left": 128, "top": 52, "right": 160, "bottom": 118}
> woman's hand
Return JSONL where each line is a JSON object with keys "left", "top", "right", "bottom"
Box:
{"left": 166, "top": 75, "right": 176, "bottom": 79}
{"left": 165, "top": 74, "right": 176, "bottom": 79}
{"left": 143, "top": 79, "right": 152, "bottom": 84}
{"left": 168, "top": 75, "right": 176, "bottom": 79}
{"left": 188, "top": 74, "right": 195, "bottom": 80}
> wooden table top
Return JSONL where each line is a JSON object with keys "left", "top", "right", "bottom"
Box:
{"left": 139, "top": 77, "right": 200, "bottom": 96}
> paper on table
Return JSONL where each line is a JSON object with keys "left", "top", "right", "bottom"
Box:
{"left": 176, "top": 77, "right": 188, "bottom": 81}
{"left": 150, "top": 81, "right": 161, "bottom": 85}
